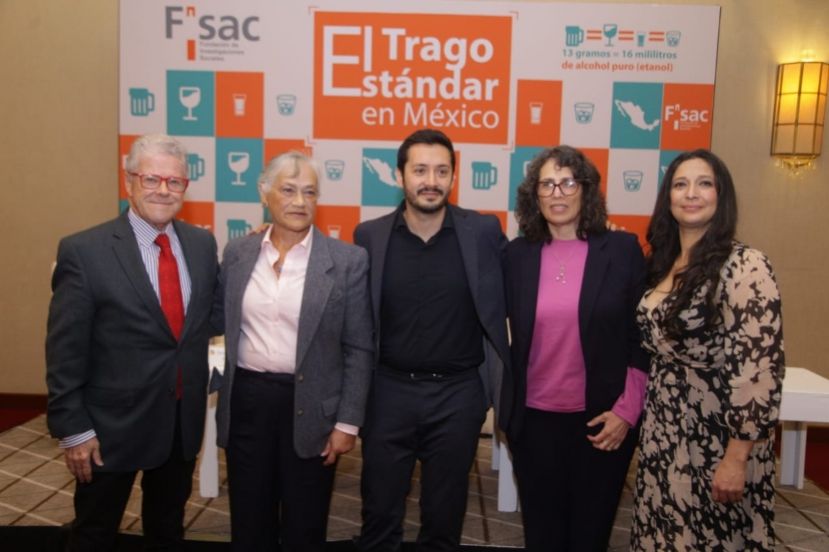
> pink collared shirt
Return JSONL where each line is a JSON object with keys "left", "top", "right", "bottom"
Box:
{"left": 237, "top": 227, "right": 312, "bottom": 374}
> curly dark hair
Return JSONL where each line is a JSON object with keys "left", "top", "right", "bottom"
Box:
{"left": 646, "top": 149, "right": 737, "bottom": 339}
{"left": 514, "top": 145, "right": 608, "bottom": 242}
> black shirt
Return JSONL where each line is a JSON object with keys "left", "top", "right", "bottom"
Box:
{"left": 379, "top": 208, "right": 485, "bottom": 374}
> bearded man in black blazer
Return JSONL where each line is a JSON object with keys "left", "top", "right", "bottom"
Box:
{"left": 354, "top": 129, "right": 510, "bottom": 552}
{"left": 46, "top": 133, "right": 220, "bottom": 551}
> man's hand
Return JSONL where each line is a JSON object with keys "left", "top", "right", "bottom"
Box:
{"left": 586, "top": 410, "right": 630, "bottom": 451}
{"left": 320, "top": 428, "right": 356, "bottom": 466}
{"left": 64, "top": 437, "right": 103, "bottom": 483}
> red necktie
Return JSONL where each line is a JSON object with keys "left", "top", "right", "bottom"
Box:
{"left": 155, "top": 233, "right": 185, "bottom": 398}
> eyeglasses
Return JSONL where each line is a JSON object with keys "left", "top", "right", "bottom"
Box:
{"left": 127, "top": 172, "right": 189, "bottom": 193}
{"left": 537, "top": 178, "right": 580, "bottom": 197}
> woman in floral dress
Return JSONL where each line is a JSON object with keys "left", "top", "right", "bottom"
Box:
{"left": 631, "top": 149, "right": 785, "bottom": 551}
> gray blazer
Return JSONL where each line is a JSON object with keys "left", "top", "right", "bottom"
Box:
{"left": 214, "top": 227, "right": 374, "bottom": 458}
{"left": 46, "top": 211, "right": 220, "bottom": 471}
{"left": 353, "top": 204, "right": 510, "bottom": 424}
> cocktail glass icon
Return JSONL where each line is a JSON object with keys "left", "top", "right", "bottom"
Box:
{"left": 325, "top": 160, "right": 345, "bottom": 181}
{"left": 666, "top": 31, "right": 681, "bottom": 47}
{"left": 529, "top": 102, "right": 544, "bottom": 125}
{"left": 471, "top": 162, "right": 498, "bottom": 190}
{"left": 327, "top": 225, "right": 341, "bottom": 239}
{"left": 574, "top": 102, "right": 595, "bottom": 124}
{"left": 277, "top": 94, "right": 297, "bottom": 115}
{"left": 187, "top": 153, "right": 205, "bottom": 181}
{"left": 179, "top": 86, "right": 201, "bottom": 121}
{"left": 232, "top": 94, "right": 247, "bottom": 117}
{"left": 129, "top": 88, "right": 155, "bottom": 117}
{"left": 603, "top": 23, "right": 618, "bottom": 46}
{"left": 623, "top": 170, "right": 644, "bottom": 192}
{"left": 228, "top": 152, "right": 250, "bottom": 186}
{"left": 227, "top": 219, "right": 252, "bottom": 240}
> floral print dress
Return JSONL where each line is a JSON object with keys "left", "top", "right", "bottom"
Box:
{"left": 631, "top": 243, "right": 785, "bottom": 551}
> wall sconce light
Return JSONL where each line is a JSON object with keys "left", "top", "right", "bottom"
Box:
{"left": 770, "top": 61, "right": 828, "bottom": 174}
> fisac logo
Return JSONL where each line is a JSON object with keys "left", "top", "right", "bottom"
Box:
{"left": 313, "top": 12, "right": 512, "bottom": 144}
{"left": 165, "top": 5, "right": 260, "bottom": 61}
{"left": 660, "top": 84, "right": 714, "bottom": 150}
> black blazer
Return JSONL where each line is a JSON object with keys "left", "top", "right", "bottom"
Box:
{"left": 46, "top": 211, "right": 220, "bottom": 471}
{"left": 500, "top": 231, "right": 649, "bottom": 441}
{"left": 354, "top": 203, "right": 511, "bottom": 423}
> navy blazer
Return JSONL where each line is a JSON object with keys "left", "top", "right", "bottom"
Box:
{"left": 46, "top": 211, "right": 220, "bottom": 470}
{"left": 353, "top": 203, "right": 511, "bottom": 424}
{"left": 500, "top": 231, "right": 649, "bottom": 441}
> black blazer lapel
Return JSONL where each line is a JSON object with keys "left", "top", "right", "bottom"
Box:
{"left": 578, "top": 233, "right": 610, "bottom": 342}
{"left": 174, "top": 220, "right": 202, "bottom": 342}
{"left": 516, "top": 240, "right": 542, "bottom": 354}
{"left": 368, "top": 209, "right": 398, "bottom": 326}
{"left": 452, "top": 206, "right": 481, "bottom": 313}
{"left": 111, "top": 214, "right": 173, "bottom": 340}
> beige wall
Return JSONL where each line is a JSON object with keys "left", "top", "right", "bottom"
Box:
{"left": 1, "top": 0, "right": 827, "bottom": 394}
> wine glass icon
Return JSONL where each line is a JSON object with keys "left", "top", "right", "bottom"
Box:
{"left": 228, "top": 152, "right": 250, "bottom": 186}
{"left": 179, "top": 86, "right": 201, "bottom": 121}
{"left": 603, "top": 23, "right": 618, "bottom": 46}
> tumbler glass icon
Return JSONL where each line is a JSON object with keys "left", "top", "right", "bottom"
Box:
{"left": 529, "top": 102, "right": 544, "bottom": 125}
{"left": 187, "top": 154, "right": 205, "bottom": 181}
{"left": 228, "top": 152, "right": 250, "bottom": 186}
{"left": 666, "top": 31, "right": 681, "bottom": 47}
{"left": 471, "top": 162, "right": 498, "bottom": 190}
{"left": 327, "top": 225, "right": 341, "bottom": 239}
{"left": 623, "top": 170, "right": 644, "bottom": 192}
{"left": 232, "top": 94, "right": 247, "bottom": 117}
{"left": 325, "top": 160, "right": 345, "bottom": 181}
{"left": 574, "top": 102, "right": 595, "bottom": 124}
{"left": 129, "top": 88, "right": 155, "bottom": 117}
{"left": 277, "top": 94, "right": 297, "bottom": 115}
{"left": 637, "top": 32, "right": 647, "bottom": 47}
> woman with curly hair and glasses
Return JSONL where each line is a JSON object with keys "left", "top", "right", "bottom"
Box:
{"left": 631, "top": 150, "right": 784, "bottom": 551}
{"left": 500, "top": 145, "right": 649, "bottom": 551}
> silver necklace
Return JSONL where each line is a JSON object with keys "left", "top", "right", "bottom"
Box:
{"left": 550, "top": 245, "right": 577, "bottom": 285}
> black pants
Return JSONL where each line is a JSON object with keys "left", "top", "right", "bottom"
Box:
{"left": 67, "top": 406, "right": 195, "bottom": 551}
{"left": 510, "top": 408, "right": 636, "bottom": 552}
{"left": 226, "top": 368, "right": 336, "bottom": 552}
{"left": 357, "top": 370, "right": 487, "bottom": 552}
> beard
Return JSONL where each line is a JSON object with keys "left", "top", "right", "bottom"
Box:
{"left": 404, "top": 186, "right": 449, "bottom": 214}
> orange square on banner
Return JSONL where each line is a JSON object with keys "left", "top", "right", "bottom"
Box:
{"left": 316, "top": 205, "right": 361, "bottom": 244}
{"left": 216, "top": 72, "right": 264, "bottom": 138}
{"left": 119, "top": 135, "right": 139, "bottom": 199}
{"left": 660, "top": 84, "right": 714, "bottom": 150}
{"left": 608, "top": 215, "right": 650, "bottom": 250}
{"left": 580, "top": 148, "right": 609, "bottom": 198}
{"left": 479, "top": 210, "right": 508, "bottom": 234}
{"left": 264, "top": 139, "right": 313, "bottom": 164}
{"left": 177, "top": 201, "right": 215, "bottom": 234}
{"left": 515, "top": 80, "right": 562, "bottom": 147}
{"left": 313, "top": 12, "right": 512, "bottom": 144}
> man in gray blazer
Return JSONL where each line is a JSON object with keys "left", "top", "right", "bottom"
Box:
{"left": 354, "top": 129, "right": 510, "bottom": 552}
{"left": 46, "top": 133, "right": 220, "bottom": 551}
{"left": 214, "top": 151, "right": 373, "bottom": 551}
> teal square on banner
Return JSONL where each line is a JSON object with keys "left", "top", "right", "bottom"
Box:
{"left": 509, "top": 147, "right": 543, "bottom": 211}
{"left": 361, "top": 148, "right": 403, "bottom": 207}
{"left": 167, "top": 71, "right": 214, "bottom": 136}
{"left": 658, "top": 150, "right": 684, "bottom": 189}
{"left": 610, "top": 83, "right": 663, "bottom": 150}
{"left": 216, "top": 139, "right": 263, "bottom": 203}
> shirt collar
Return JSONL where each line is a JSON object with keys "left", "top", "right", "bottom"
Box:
{"left": 261, "top": 224, "right": 314, "bottom": 252}
{"left": 393, "top": 203, "right": 455, "bottom": 231}
{"left": 127, "top": 208, "right": 175, "bottom": 247}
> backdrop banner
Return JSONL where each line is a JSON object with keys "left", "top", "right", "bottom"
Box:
{"left": 119, "top": 0, "right": 720, "bottom": 251}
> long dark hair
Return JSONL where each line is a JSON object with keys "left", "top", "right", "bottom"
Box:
{"left": 647, "top": 149, "right": 737, "bottom": 338}
{"left": 514, "top": 146, "right": 607, "bottom": 242}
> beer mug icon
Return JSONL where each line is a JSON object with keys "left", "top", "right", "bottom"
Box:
{"left": 574, "top": 102, "right": 595, "bottom": 124}
{"left": 471, "top": 162, "right": 498, "bottom": 190}
{"left": 129, "top": 88, "right": 155, "bottom": 117}
{"left": 187, "top": 154, "right": 205, "bottom": 181}
{"left": 565, "top": 26, "right": 584, "bottom": 47}
{"left": 227, "top": 219, "right": 252, "bottom": 240}
{"left": 623, "top": 170, "right": 644, "bottom": 192}
{"left": 325, "top": 160, "right": 345, "bottom": 181}
{"left": 666, "top": 31, "right": 681, "bottom": 47}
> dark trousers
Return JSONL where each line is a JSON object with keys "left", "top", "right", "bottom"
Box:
{"left": 226, "top": 368, "right": 336, "bottom": 552}
{"left": 357, "top": 370, "right": 487, "bottom": 552}
{"left": 67, "top": 407, "right": 195, "bottom": 552}
{"left": 510, "top": 408, "right": 636, "bottom": 552}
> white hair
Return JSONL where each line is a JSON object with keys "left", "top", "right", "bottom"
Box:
{"left": 257, "top": 151, "right": 320, "bottom": 194}
{"left": 125, "top": 134, "right": 188, "bottom": 172}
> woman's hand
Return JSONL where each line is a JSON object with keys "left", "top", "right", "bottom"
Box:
{"left": 712, "top": 439, "right": 754, "bottom": 502}
{"left": 586, "top": 410, "right": 630, "bottom": 451}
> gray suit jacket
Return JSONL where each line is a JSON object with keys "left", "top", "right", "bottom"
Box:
{"left": 215, "top": 227, "right": 374, "bottom": 458}
{"left": 46, "top": 211, "right": 220, "bottom": 471}
{"left": 353, "top": 204, "right": 510, "bottom": 424}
